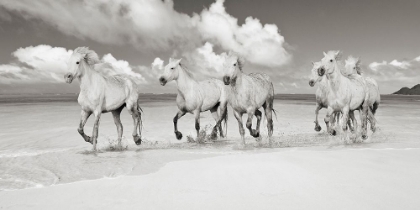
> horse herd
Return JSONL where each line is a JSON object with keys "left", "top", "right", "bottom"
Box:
{"left": 64, "top": 47, "right": 379, "bottom": 151}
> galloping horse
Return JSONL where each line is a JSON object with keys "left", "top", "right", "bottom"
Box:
{"left": 317, "top": 51, "right": 370, "bottom": 139}
{"left": 222, "top": 52, "right": 275, "bottom": 145}
{"left": 159, "top": 58, "right": 229, "bottom": 140}
{"left": 64, "top": 47, "right": 143, "bottom": 150}
{"left": 309, "top": 61, "right": 355, "bottom": 132}
{"left": 345, "top": 56, "right": 380, "bottom": 132}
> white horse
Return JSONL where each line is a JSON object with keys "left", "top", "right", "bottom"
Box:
{"left": 64, "top": 47, "right": 143, "bottom": 151}
{"left": 159, "top": 58, "right": 229, "bottom": 140}
{"left": 317, "top": 51, "right": 370, "bottom": 139}
{"left": 308, "top": 61, "right": 355, "bottom": 132}
{"left": 222, "top": 52, "right": 275, "bottom": 145}
{"left": 345, "top": 56, "right": 380, "bottom": 131}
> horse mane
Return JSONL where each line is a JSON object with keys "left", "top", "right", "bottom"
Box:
{"left": 179, "top": 62, "right": 195, "bottom": 79}
{"left": 74, "top": 47, "right": 101, "bottom": 65}
{"left": 228, "top": 51, "right": 245, "bottom": 71}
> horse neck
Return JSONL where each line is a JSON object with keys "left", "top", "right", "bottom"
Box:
{"left": 175, "top": 67, "right": 196, "bottom": 96}
{"left": 79, "top": 63, "right": 99, "bottom": 90}
{"left": 230, "top": 70, "right": 244, "bottom": 93}
{"left": 326, "top": 63, "right": 345, "bottom": 93}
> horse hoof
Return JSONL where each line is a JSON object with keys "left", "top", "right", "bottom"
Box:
{"left": 330, "top": 130, "right": 336, "bottom": 136}
{"left": 371, "top": 127, "right": 376, "bottom": 133}
{"left": 362, "top": 135, "right": 368, "bottom": 140}
{"left": 251, "top": 129, "right": 260, "bottom": 138}
{"left": 85, "top": 136, "right": 93, "bottom": 144}
{"left": 315, "top": 125, "right": 321, "bottom": 132}
{"left": 210, "top": 132, "right": 218, "bottom": 140}
{"left": 175, "top": 131, "right": 183, "bottom": 140}
{"left": 133, "top": 135, "right": 142, "bottom": 145}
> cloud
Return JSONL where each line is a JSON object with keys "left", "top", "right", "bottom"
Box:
{"left": 0, "top": 45, "right": 154, "bottom": 85}
{"left": 0, "top": 0, "right": 291, "bottom": 69}
{"left": 365, "top": 56, "right": 420, "bottom": 91}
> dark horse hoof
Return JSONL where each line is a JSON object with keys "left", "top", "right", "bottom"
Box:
{"left": 134, "top": 135, "right": 142, "bottom": 145}
{"left": 210, "top": 131, "right": 218, "bottom": 140}
{"left": 85, "top": 136, "right": 93, "bottom": 144}
{"left": 251, "top": 129, "right": 260, "bottom": 138}
{"left": 314, "top": 125, "right": 322, "bottom": 132}
{"left": 361, "top": 135, "right": 368, "bottom": 140}
{"left": 330, "top": 129, "right": 337, "bottom": 136}
{"left": 175, "top": 131, "right": 183, "bottom": 140}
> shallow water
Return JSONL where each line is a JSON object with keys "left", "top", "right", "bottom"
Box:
{"left": 0, "top": 94, "right": 419, "bottom": 190}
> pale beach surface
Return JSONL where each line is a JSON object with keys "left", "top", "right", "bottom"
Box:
{"left": 0, "top": 94, "right": 419, "bottom": 209}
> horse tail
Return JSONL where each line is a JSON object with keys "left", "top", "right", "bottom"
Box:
{"left": 222, "top": 107, "right": 228, "bottom": 137}
{"left": 371, "top": 101, "right": 379, "bottom": 115}
{"left": 272, "top": 108, "right": 278, "bottom": 121}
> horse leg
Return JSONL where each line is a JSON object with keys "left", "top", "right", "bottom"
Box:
{"left": 194, "top": 110, "right": 201, "bottom": 141}
{"left": 326, "top": 107, "right": 336, "bottom": 136}
{"left": 127, "top": 103, "right": 142, "bottom": 145}
{"left": 210, "top": 107, "right": 220, "bottom": 140}
{"left": 78, "top": 110, "right": 92, "bottom": 143}
{"left": 349, "top": 111, "right": 357, "bottom": 132}
{"left": 233, "top": 111, "right": 245, "bottom": 145}
{"left": 111, "top": 107, "right": 124, "bottom": 147}
{"left": 245, "top": 110, "right": 257, "bottom": 138}
{"left": 253, "top": 109, "right": 262, "bottom": 138}
{"left": 368, "top": 107, "right": 376, "bottom": 132}
{"left": 314, "top": 104, "right": 322, "bottom": 132}
{"left": 173, "top": 110, "right": 186, "bottom": 140}
{"left": 217, "top": 103, "right": 228, "bottom": 138}
{"left": 341, "top": 107, "right": 350, "bottom": 132}
{"left": 263, "top": 99, "right": 274, "bottom": 144}
{"left": 361, "top": 102, "right": 369, "bottom": 140}
{"left": 91, "top": 110, "right": 102, "bottom": 151}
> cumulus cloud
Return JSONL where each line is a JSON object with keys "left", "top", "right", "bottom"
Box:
{"left": 0, "top": 45, "right": 153, "bottom": 84}
{"left": 366, "top": 56, "right": 420, "bottom": 91}
{"left": 0, "top": 0, "right": 291, "bottom": 69}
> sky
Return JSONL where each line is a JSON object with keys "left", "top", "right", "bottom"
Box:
{"left": 0, "top": 0, "right": 419, "bottom": 94}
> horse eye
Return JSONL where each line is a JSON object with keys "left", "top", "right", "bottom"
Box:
{"left": 233, "top": 63, "right": 236, "bottom": 66}
{"left": 353, "top": 67, "right": 356, "bottom": 69}
{"left": 171, "top": 67, "right": 174, "bottom": 70}
{"left": 330, "top": 59, "right": 333, "bottom": 62}
{"left": 76, "top": 62, "right": 79, "bottom": 64}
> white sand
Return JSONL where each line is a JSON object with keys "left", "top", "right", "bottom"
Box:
{"left": 1, "top": 96, "right": 420, "bottom": 209}
{"left": 1, "top": 148, "right": 419, "bottom": 209}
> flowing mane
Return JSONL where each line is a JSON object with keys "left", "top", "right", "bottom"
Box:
{"left": 74, "top": 47, "right": 100, "bottom": 65}
{"left": 179, "top": 62, "right": 195, "bottom": 79}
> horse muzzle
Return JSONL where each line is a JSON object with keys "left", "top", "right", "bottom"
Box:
{"left": 309, "top": 80, "right": 315, "bottom": 87}
{"left": 64, "top": 73, "right": 74, "bottom": 83}
{"left": 223, "top": 76, "right": 230, "bottom": 85}
{"left": 159, "top": 77, "right": 167, "bottom": 86}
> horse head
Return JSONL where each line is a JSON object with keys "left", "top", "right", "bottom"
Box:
{"left": 159, "top": 58, "right": 182, "bottom": 86}
{"left": 308, "top": 61, "right": 324, "bottom": 87}
{"left": 319, "top": 50, "right": 342, "bottom": 77}
{"left": 222, "top": 51, "right": 244, "bottom": 86}
{"left": 64, "top": 47, "right": 100, "bottom": 83}
{"left": 345, "top": 56, "right": 362, "bottom": 75}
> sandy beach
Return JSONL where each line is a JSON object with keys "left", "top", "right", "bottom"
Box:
{"left": 1, "top": 94, "right": 419, "bottom": 209}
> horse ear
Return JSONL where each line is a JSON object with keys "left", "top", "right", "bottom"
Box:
{"left": 323, "top": 52, "right": 327, "bottom": 57}
{"left": 178, "top": 58, "right": 182, "bottom": 65}
{"left": 311, "top": 61, "right": 315, "bottom": 66}
{"left": 335, "top": 51, "right": 342, "bottom": 61}
{"left": 169, "top": 58, "right": 174, "bottom": 63}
